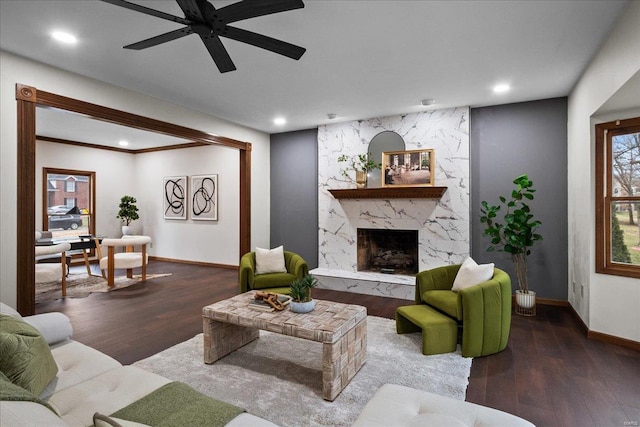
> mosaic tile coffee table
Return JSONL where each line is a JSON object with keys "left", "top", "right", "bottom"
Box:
{"left": 202, "top": 292, "right": 367, "bottom": 401}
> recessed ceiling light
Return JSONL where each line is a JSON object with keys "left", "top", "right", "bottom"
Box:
{"left": 119, "top": 140, "right": 129, "bottom": 147}
{"left": 421, "top": 99, "right": 435, "bottom": 106}
{"left": 327, "top": 113, "right": 337, "bottom": 120}
{"left": 493, "top": 84, "right": 510, "bottom": 94}
{"left": 51, "top": 31, "right": 78, "bottom": 45}
{"left": 273, "top": 117, "right": 286, "bottom": 126}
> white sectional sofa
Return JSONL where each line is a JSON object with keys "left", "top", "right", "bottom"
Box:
{"left": 353, "top": 383, "right": 535, "bottom": 426}
{"left": 0, "top": 303, "right": 276, "bottom": 427}
{"left": 0, "top": 302, "right": 534, "bottom": 427}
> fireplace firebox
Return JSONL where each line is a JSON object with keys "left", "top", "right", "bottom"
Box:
{"left": 357, "top": 228, "right": 418, "bottom": 275}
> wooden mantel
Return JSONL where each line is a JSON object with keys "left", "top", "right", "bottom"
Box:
{"left": 328, "top": 187, "right": 447, "bottom": 199}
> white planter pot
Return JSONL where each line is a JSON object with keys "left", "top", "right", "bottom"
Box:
{"left": 516, "top": 290, "right": 536, "bottom": 309}
{"left": 290, "top": 299, "right": 316, "bottom": 313}
{"left": 121, "top": 225, "right": 131, "bottom": 236}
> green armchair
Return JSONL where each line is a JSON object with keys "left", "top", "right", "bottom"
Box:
{"left": 397, "top": 264, "right": 511, "bottom": 357}
{"left": 239, "top": 251, "right": 309, "bottom": 294}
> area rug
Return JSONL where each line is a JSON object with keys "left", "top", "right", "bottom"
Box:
{"left": 133, "top": 316, "right": 472, "bottom": 427}
{"left": 36, "top": 272, "right": 172, "bottom": 303}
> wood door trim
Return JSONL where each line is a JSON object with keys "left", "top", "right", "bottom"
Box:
{"left": 16, "top": 83, "right": 252, "bottom": 315}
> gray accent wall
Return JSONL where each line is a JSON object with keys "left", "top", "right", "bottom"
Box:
{"left": 270, "top": 129, "right": 319, "bottom": 269}
{"left": 470, "top": 98, "right": 568, "bottom": 300}
{"left": 270, "top": 98, "right": 568, "bottom": 300}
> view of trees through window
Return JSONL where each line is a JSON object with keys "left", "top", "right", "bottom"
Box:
{"left": 44, "top": 168, "right": 95, "bottom": 241}
{"left": 611, "top": 131, "right": 640, "bottom": 266}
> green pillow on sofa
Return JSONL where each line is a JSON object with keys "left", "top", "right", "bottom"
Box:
{"left": 0, "top": 314, "right": 59, "bottom": 395}
{"left": 0, "top": 370, "right": 56, "bottom": 414}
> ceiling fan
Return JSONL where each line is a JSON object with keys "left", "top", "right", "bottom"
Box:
{"left": 100, "top": 0, "right": 306, "bottom": 73}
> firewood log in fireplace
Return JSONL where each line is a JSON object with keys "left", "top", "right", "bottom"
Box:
{"left": 372, "top": 250, "right": 415, "bottom": 268}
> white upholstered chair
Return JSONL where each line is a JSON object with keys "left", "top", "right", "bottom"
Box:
{"left": 35, "top": 232, "right": 72, "bottom": 297}
{"left": 98, "top": 235, "right": 151, "bottom": 287}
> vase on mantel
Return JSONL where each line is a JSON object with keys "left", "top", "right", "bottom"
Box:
{"left": 355, "top": 170, "right": 367, "bottom": 189}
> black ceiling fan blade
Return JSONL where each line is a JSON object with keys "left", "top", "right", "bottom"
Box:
{"left": 223, "top": 26, "right": 305, "bottom": 60}
{"left": 123, "top": 27, "right": 193, "bottom": 50}
{"left": 99, "top": 0, "right": 193, "bottom": 25}
{"left": 101, "top": 0, "right": 306, "bottom": 72}
{"left": 199, "top": 35, "right": 237, "bottom": 73}
{"left": 218, "top": 0, "right": 304, "bottom": 24}
{"left": 175, "top": 0, "right": 209, "bottom": 23}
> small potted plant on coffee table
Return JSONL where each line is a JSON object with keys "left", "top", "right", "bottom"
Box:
{"left": 289, "top": 274, "right": 319, "bottom": 313}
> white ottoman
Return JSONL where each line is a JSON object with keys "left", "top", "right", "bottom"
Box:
{"left": 353, "top": 384, "right": 535, "bottom": 427}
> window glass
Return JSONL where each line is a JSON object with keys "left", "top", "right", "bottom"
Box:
{"left": 44, "top": 169, "right": 95, "bottom": 241}
{"left": 610, "top": 201, "right": 640, "bottom": 266}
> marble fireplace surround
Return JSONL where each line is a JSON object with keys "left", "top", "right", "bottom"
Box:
{"left": 311, "top": 108, "right": 471, "bottom": 300}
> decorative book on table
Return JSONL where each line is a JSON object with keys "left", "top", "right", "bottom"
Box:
{"left": 248, "top": 295, "right": 291, "bottom": 312}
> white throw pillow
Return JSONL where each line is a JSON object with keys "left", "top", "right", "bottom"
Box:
{"left": 0, "top": 302, "right": 22, "bottom": 319}
{"left": 451, "top": 257, "right": 494, "bottom": 291}
{"left": 255, "top": 246, "right": 287, "bottom": 275}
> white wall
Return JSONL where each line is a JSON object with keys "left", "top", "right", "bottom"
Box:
{"left": 0, "top": 51, "right": 270, "bottom": 308}
{"left": 135, "top": 145, "right": 240, "bottom": 265}
{"left": 567, "top": 1, "right": 640, "bottom": 342}
{"left": 36, "top": 142, "right": 242, "bottom": 266}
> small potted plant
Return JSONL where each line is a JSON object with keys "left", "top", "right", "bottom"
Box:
{"left": 338, "top": 152, "right": 382, "bottom": 188}
{"left": 479, "top": 174, "right": 542, "bottom": 315}
{"left": 116, "top": 195, "right": 139, "bottom": 235}
{"left": 288, "top": 274, "right": 319, "bottom": 313}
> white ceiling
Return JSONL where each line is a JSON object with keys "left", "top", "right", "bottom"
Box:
{"left": 36, "top": 106, "right": 193, "bottom": 150}
{"left": 0, "top": 0, "right": 630, "bottom": 136}
{"left": 596, "top": 69, "right": 640, "bottom": 117}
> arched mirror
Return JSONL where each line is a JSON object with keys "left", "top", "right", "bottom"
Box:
{"left": 367, "top": 131, "right": 405, "bottom": 188}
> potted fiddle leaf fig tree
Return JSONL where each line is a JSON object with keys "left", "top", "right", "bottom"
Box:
{"left": 289, "top": 274, "right": 319, "bottom": 313}
{"left": 338, "top": 152, "right": 382, "bottom": 188}
{"left": 116, "top": 195, "right": 139, "bottom": 236}
{"left": 479, "top": 174, "right": 542, "bottom": 315}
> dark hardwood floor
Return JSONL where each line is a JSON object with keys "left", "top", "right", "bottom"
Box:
{"left": 37, "top": 261, "right": 640, "bottom": 427}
